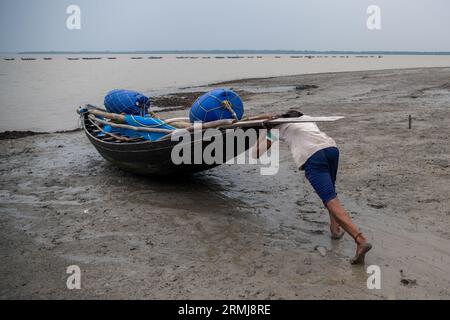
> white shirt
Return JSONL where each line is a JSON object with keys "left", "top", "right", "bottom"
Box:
{"left": 276, "top": 122, "right": 337, "bottom": 169}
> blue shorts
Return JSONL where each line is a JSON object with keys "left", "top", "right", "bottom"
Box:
{"left": 304, "top": 147, "right": 339, "bottom": 205}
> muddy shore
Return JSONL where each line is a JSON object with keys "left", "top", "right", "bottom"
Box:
{"left": 1, "top": 67, "right": 449, "bottom": 299}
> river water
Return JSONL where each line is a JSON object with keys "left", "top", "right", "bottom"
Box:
{"left": 1, "top": 54, "right": 450, "bottom": 132}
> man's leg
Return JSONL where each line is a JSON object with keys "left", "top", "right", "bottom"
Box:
{"left": 325, "top": 147, "right": 342, "bottom": 237}
{"left": 329, "top": 211, "right": 344, "bottom": 238}
{"left": 304, "top": 148, "right": 372, "bottom": 264}
{"left": 326, "top": 197, "right": 372, "bottom": 264}
{"left": 326, "top": 198, "right": 361, "bottom": 238}
{"left": 304, "top": 149, "right": 342, "bottom": 238}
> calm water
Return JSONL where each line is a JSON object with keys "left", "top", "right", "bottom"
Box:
{"left": 1, "top": 54, "right": 450, "bottom": 132}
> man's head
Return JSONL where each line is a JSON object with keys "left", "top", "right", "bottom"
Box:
{"left": 280, "top": 110, "right": 304, "bottom": 118}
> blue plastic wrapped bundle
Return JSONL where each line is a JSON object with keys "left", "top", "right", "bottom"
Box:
{"left": 104, "top": 89, "right": 151, "bottom": 115}
{"left": 103, "top": 115, "right": 176, "bottom": 141}
{"left": 189, "top": 89, "right": 244, "bottom": 123}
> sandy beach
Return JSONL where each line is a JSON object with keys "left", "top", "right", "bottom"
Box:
{"left": 0, "top": 67, "right": 449, "bottom": 299}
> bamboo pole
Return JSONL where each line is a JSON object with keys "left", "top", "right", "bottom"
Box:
{"left": 88, "top": 115, "right": 174, "bottom": 134}
{"left": 164, "top": 117, "right": 191, "bottom": 128}
{"left": 86, "top": 109, "right": 233, "bottom": 132}
{"left": 164, "top": 117, "right": 190, "bottom": 123}
{"left": 87, "top": 109, "right": 126, "bottom": 122}
{"left": 181, "top": 119, "right": 235, "bottom": 131}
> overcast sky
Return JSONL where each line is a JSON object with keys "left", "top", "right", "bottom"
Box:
{"left": 0, "top": 0, "right": 449, "bottom": 52}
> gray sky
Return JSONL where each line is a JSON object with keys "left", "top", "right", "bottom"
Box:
{"left": 0, "top": 0, "right": 449, "bottom": 52}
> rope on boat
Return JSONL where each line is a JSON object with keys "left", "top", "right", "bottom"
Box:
{"left": 222, "top": 100, "right": 239, "bottom": 121}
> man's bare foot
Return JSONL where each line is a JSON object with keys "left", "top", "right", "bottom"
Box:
{"left": 350, "top": 233, "right": 372, "bottom": 265}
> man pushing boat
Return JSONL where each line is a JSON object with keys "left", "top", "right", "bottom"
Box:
{"left": 252, "top": 111, "right": 372, "bottom": 264}
{"left": 81, "top": 88, "right": 372, "bottom": 264}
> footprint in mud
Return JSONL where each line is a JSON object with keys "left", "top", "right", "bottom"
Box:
{"left": 400, "top": 278, "right": 417, "bottom": 287}
{"left": 298, "top": 214, "right": 327, "bottom": 226}
{"left": 400, "top": 269, "right": 417, "bottom": 287}
{"left": 314, "top": 245, "right": 327, "bottom": 257}
{"left": 296, "top": 227, "right": 325, "bottom": 235}
{"left": 368, "top": 202, "right": 386, "bottom": 209}
{"left": 299, "top": 209, "right": 318, "bottom": 214}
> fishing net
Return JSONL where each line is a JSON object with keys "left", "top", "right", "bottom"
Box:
{"left": 104, "top": 89, "right": 151, "bottom": 115}
{"left": 189, "top": 89, "right": 244, "bottom": 123}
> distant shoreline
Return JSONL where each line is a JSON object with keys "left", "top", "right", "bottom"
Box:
{"left": 9, "top": 50, "right": 450, "bottom": 56}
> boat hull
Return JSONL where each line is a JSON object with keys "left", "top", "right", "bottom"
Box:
{"left": 82, "top": 114, "right": 259, "bottom": 176}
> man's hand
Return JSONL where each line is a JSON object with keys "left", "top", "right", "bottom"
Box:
{"left": 262, "top": 120, "right": 274, "bottom": 130}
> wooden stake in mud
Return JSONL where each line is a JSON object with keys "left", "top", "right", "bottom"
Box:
{"left": 409, "top": 115, "right": 412, "bottom": 129}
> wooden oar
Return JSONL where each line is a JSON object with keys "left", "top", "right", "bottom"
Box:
{"left": 220, "top": 116, "right": 345, "bottom": 129}
{"left": 270, "top": 116, "right": 345, "bottom": 123}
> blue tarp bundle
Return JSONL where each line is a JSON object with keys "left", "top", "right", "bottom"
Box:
{"left": 103, "top": 115, "right": 176, "bottom": 141}
{"left": 189, "top": 89, "right": 244, "bottom": 123}
{"left": 104, "top": 89, "right": 151, "bottom": 115}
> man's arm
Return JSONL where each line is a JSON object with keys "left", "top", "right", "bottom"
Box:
{"left": 251, "top": 129, "right": 273, "bottom": 159}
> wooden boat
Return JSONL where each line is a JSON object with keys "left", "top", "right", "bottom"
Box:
{"left": 3, "top": 58, "right": 15, "bottom": 61}
{"left": 79, "top": 108, "right": 263, "bottom": 176}
{"left": 79, "top": 106, "right": 344, "bottom": 176}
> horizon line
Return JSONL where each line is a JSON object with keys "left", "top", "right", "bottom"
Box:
{"left": 7, "top": 49, "right": 450, "bottom": 55}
